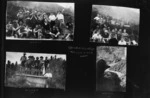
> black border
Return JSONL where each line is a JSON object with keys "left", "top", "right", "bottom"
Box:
{"left": 1, "top": 0, "right": 149, "bottom": 98}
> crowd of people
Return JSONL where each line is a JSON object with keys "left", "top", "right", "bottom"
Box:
{"left": 6, "top": 7, "right": 74, "bottom": 40}
{"left": 6, "top": 53, "right": 64, "bottom": 76}
{"left": 91, "top": 13, "right": 139, "bottom": 45}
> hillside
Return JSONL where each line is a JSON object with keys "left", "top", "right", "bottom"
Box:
{"left": 97, "top": 46, "right": 126, "bottom": 92}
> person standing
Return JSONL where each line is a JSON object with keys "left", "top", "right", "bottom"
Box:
{"left": 20, "top": 53, "right": 27, "bottom": 72}
{"left": 17, "top": 10, "right": 24, "bottom": 24}
{"left": 35, "top": 57, "right": 40, "bottom": 75}
{"left": 44, "top": 57, "right": 49, "bottom": 72}
{"left": 39, "top": 56, "right": 45, "bottom": 75}
{"left": 30, "top": 10, "right": 38, "bottom": 29}
{"left": 6, "top": 60, "right": 11, "bottom": 69}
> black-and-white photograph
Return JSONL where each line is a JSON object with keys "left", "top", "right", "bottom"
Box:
{"left": 90, "top": 5, "right": 140, "bottom": 46}
{"left": 6, "top": 1, "right": 74, "bottom": 41}
{"left": 96, "top": 46, "right": 126, "bottom": 92}
{"left": 5, "top": 52, "right": 66, "bottom": 89}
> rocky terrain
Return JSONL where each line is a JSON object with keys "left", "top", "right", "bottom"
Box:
{"left": 97, "top": 46, "right": 126, "bottom": 92}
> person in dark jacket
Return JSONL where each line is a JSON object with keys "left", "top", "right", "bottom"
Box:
{"left": 39, "top": 56, "right": 44, "bottom": 75}
{"left": 96, "top": 59, "right": 110, "bottom": 80}
{"left": 6, "top": 60, "right": 11, "bottom": 69}
{"left": 50, "top": 26, "right": 60, "bottom": 39}
{"left": 35, "top": 57, "right": 40, "bottom": 75}
{"left": 44, "top": 57, "right": 49, "bottom": 71}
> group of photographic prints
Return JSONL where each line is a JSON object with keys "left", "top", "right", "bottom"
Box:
{"left": 3, "top": 0, "right": 141, "bottom": 98}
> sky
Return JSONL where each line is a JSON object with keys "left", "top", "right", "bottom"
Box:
{"left": 110, "top": 6, "right": 139, "bottom": 13}
{"left": 56, "top": 3, "right": 74, "bottom": 9}
{"left": 11, "top": 1, "right": 74, "bottom": 9}
{"left": 6, "top": 52, "right": 66, "bottom": 64}
{"left": 93, "top": 5, "right": 140, "bottom": 24}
